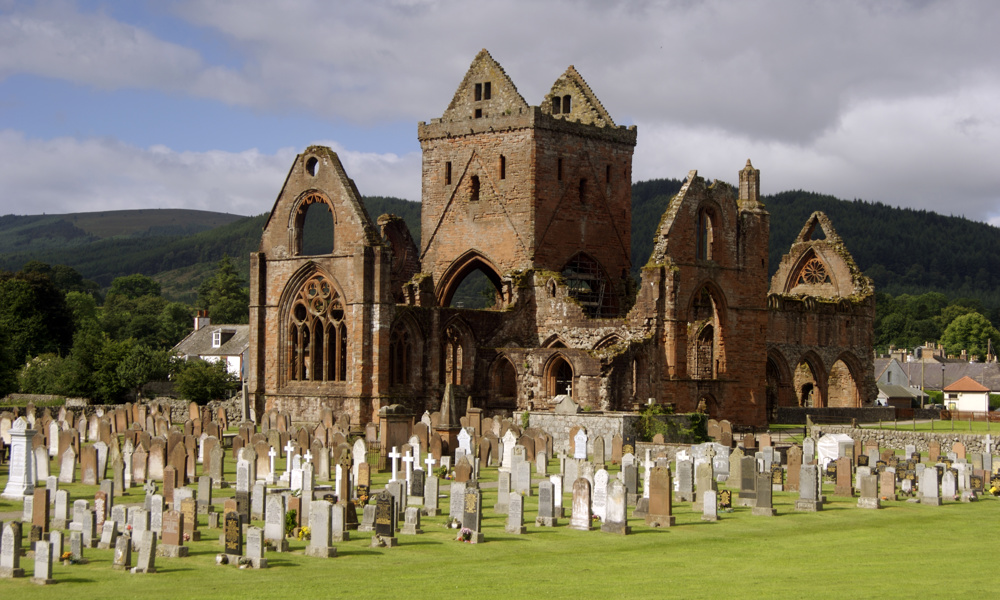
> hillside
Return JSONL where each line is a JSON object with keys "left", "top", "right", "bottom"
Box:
{"left": 0, "top": 209, "right": 244, "bottom": 254}
{"left": 3, "top": 188, "right": 1000, "bottom": 313}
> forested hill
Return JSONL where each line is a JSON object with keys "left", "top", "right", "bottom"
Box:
{"left": 4, "top": 186, "right": 1000, "bottom": 312}
{"left": 628, "top": 180, "right": 1000, "bottom": 313}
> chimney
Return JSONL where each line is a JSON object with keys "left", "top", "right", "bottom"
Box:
{"left": 194, "top": 310, "right": 211, "bottom": 331}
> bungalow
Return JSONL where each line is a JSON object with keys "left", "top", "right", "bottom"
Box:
{"left": 942, "top": 375, "right": 990, "bottom": 412}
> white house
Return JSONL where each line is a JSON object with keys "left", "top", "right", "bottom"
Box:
{"left": 172, "top": 311, "right": 249, "bottom": 380}
{"left": 942, "top": 376, "right": 990, "bottom": 412}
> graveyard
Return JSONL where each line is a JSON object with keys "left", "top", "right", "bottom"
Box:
{"left": 0, "top": 404, "right": 998, "bottom": 599}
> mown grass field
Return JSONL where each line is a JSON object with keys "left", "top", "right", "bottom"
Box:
{"left": 1, "top": 447, "right": 996, "bottom": 599}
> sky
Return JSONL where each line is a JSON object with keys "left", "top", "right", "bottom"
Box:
{"left": 1, "top": 0, "right": 999, "bottom": 224}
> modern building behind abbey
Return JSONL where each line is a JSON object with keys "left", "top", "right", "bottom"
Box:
{"left": 246, "top": 50, "right": 876, "bottom": 427}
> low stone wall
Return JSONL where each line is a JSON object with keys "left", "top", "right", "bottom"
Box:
{"left": 812, "top": 425, "right": 999, "bottom": 455}
{"left": 774, "top": 407, "right": 897, "bottom": 425}
{"left": 522, "top": 411, "right": 697, "bottom": 456}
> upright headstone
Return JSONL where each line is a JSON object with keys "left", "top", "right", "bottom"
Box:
{"left": 592, "top": 468, "right": 609, "bottom": 520}
{"left": 505, "top": 492, "right": 526, "bottom": 534}
{"left": 112, "top": 534, "right": 132, "bottom": 570}
{"left": 0, "top": 522, "right": 24, "bottom": 578}
{"left": 1, "top": 418, "right": 35, "bottom": 500}
{"left": 132, "top": 530, "right": 157, "bottom": 574}
{"left": 795, "top": 464, "right": 824, "bottom": 511}
{"left": 601, "top": 479, "right": 630, "bottom": 534}
{"left": 224, "top": 511, "right": 242, "bottom": 558}
{"left": 920, "top": 467, "right": 942, "bottom": 506}
{"left": 305, "top": 500, "right": 337, "bottom": 558}
{"left": 462, "top": 486, "right": 485, "bottom": 543}
{"left": 752, "top": 473, "right": 777, "bottom": 516}
{"left": 645, "top": 466, "right": 675, "bottom": 527}
{"left": 264, "top": 494, "right": 289, "bottom": 552}
{"left": 858, "top": 473, "right": 880, "bottom": 509}
{"left": 372, "top": 490, "right": 398, "bottom": 547}
{"left": 536, "top": 480, "right": 557, "bottom": 526}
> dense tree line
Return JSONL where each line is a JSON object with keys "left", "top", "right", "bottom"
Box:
{"left": 0, "top": 258, "right": 244, "bottom": 402}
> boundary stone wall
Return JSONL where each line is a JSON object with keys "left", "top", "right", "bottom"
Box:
{"left": 812, "top": 425, "right": 999, "bottom": 455}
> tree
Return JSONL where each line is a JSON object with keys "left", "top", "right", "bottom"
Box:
{"left": 197, "top": 255, "right": 249, "bottom": 324}
{"left": 108, "top": 274, "right": 161, "bottom": 300}
{"left": 0, "top": 269, "right": 74, "bottom": 361}
{"left": 174, "top": 358, "right": 239, "bottom": 404}
{"left": 116, "top": 344, "right": 172, "bottom": 400}
{"left": 941, "top": 312, "right": 1000, "bottom": 359}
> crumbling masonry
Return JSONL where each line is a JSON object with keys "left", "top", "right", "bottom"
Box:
{"left": 246, "top": 50, "right": 876, "bottom": 427}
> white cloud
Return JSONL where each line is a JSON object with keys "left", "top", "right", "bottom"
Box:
{"left": 1, "top": 0, "right": 1000, "bottom": 220}
{"left": 0, "top": 130, "right": 421, "bottom": 216}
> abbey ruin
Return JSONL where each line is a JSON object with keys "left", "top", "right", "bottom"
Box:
{"left": 246, "top": 50, "right": 876, "bottom": 427}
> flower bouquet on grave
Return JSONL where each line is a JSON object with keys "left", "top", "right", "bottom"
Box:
{"left": 373, "top": 535, "right": 387, "bottom": 547}
{"left": 297, "top": 526, "right": 311, "bottom": 541}
{"left": 238, "top": 557, "right": 253, "bottom": 568}
{"left": 456, "top": 527, "right": 473, "bottom": 543}
{"left": 447, "top": 518, "right": 461, "bottom": 529}
{"left": 183, "top": 533, "right": 191, "bottom": 542}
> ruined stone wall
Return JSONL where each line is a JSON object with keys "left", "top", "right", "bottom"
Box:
{"left": 523, "top": 411, "right": 697, "bottom": 456}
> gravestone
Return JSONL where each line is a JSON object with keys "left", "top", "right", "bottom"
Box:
{"left": 786, "top": 445, "right": 802, "bottom": 492}
{"left": 132, "top": 530, "right": 157, "bottom": 574}
{"left": 737, "top": 456, "right": 756, "bottom": 507}
{"left": 835, "top": 457, "right": 854, "bottom": 497}
{"left": 372, "top": 490, "right": 398, "bottom": 547}
{"left": 573, "top": 429, "right": 588, "bottom": 460}
{"left": 592, "top": 468, "right": 609, "bottom": 520}
{"left": 358, "top": 504, "right": 376, "bottom": 532}
{"left": 449, "top": 481, "right": 467, "bottom": 521}
{"left": 331, "top": 502, "right": 351, "bottom": 541}
{"left": 401, "top": 506, "right": 423, "bottom": 535}
{"left": 880, "top": 467, "right": 897, "bottom": 501}
{"left": 494, "top": 471, "right": 511, "bottom": 513}
{"left": 33, "top": 540, "right": 54, "bottom": 585}
{"left": 569, "top": 478, "right": 593, "bottom": 531}
{"left": 505, "top": 492, "right": 526, "bottom": 534}
{"left": 601, "top": 479, "right": 630, "bottom": 534}
{"left": 701, "top": 489, "right": 718, "bottom": 522}
{"left": 536, "top": 480, "right": 557, "bottom": 526}
{"left": 423, "top": 474, "right": 440, "bottom": 516}
{"left": 2, "top": 418, "right": 35, "bottom": 500}
{"left": 462, "top": 486, "right": 485, "bottom": 543}
{"left": 224, "top": 511, "right": 242, "bottom": 558}
{"left": 858, "top": 473, "right": 880, "bottom": 509}
{"left": 693, "top": 461, "right": 717, "bottom": 511}
{"left": 593, "top": 436, "right": 606, "bottom": 466}
{"left": 676, "top": 459, "right": 694, "bottom": 502}
{"left": 97, "top": 519, "right": 119, "bottom": 550}
{"left": 752, "top": 473, "right": 777, "bottom": 516}
{"left": 158, "top": 510, "right": 188, "bottom": 557}
{"left": 112, "top": 534, "right": 132, "bottom": 570}
{"left": 305, "top": 500, "right": 337, "bottom": 558}
{"left": 550, "top": 474, "right": 565, "bottom": 518}
{"left": 645, "top": 466, "right": 675, "bottom": 527}
{"left": 0, "top": 522, "right": 24, "bottom": 578}
{"left": 264, "top": 494, "right": 289, "bottom": 552}
{"left": 920, "top": 467, "right": 942, "bottom": 506}
{"left": 795, "top": 464, "right": 823, "bottom": 511}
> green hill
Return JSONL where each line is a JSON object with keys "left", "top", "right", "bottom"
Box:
{"left": 4, "top": 188, "right": 1000, "bottom": 314}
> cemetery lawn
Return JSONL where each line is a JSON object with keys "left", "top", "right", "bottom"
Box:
{"left": 3, "top": 457, "right": 998, "bottom": 599}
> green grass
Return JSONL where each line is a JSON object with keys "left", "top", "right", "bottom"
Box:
{"left": 2, "top": 449, "right": 998, "bottom": 599}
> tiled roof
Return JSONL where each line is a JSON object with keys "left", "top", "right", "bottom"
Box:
{"left": 943, "top": 375, "right": 990, "bottom": 393}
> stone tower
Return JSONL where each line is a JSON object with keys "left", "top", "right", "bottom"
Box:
{"left": 417, "top": 49, "right": 637, "bottom": 315}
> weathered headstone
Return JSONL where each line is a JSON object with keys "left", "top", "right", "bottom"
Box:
{"left": 858, "top": 473, "right": 880, "bottom": 509}
{"left": 601, "top": 479, "right": 630, "bottom": 534}
{"left": 645, "top": 466, "right": 675, "bottom": 527}
{"left": 536, "top": 480, "right": 557, "bottom": 527}
{"left": 795, "top": 464, "right": 823, "bottom": 511}
{"left": 372, "top": 490, "right": 398, "bottom": 547}
{"left": 306, "top": 500, "right": 337, "bottom": 558}
{"left": 752, "top": 473, "right": 777, "bottom": 516}
{"left": 132, "top": 530, "right": 157, "bottom": 574}
{"left": 505, "top": 492, "right": 526, "bottom": 534}
{"left": 461, "top": 485, "right": 485, "bottom": 543}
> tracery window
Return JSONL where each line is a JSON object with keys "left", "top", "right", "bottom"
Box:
{"left": 287, "top": 274, "right": 347, "bottom": 382}
{"left": 797, "top": 258, "right": 830, "bottom": 285}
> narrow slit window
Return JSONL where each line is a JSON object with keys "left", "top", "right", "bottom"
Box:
{"left": 470, "top": 175, "right": 480, "bottom": 202}
{"left": 557, "top": 158, "right": 563, "bottom": 181}
{"left": 499, "top": 155, "right": 506, "bottom": 180}
{"left": 552, "top": 96, "right": 561, "bottom": 114}
{"left": 474, "top": 83, "right": 482, "bottom": 102}
{"left": 563, "top": 95, "right": 572, "bottom": 112}
{"left": 579, "top": 178, "right": 587, "bottom": 203}
{"left": 445, "top": 162, "right": 452, "bottom": 185}
{"left": 606, "top": 165, "right": 611, "bottom": 183}
{"left": 484, "top": 82, "right": 491, "bottom": 99}
{"left": 475, "top": 108, "right": 482, "bottom": 119}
